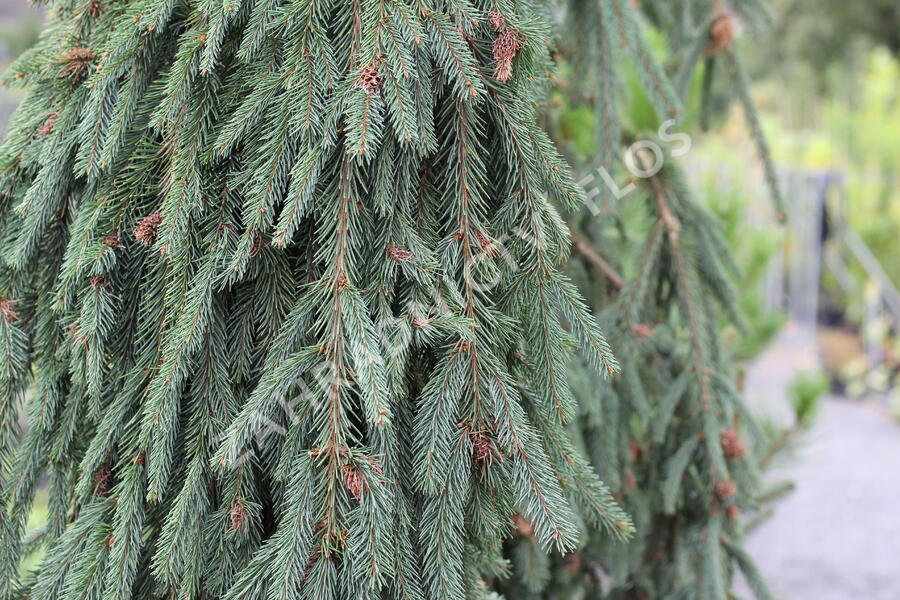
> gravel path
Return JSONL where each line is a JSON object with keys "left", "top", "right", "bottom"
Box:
{"left": 738, "top": 328, "right": 900, "bottom": 599}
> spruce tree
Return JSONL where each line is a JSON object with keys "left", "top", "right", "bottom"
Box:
{"left": 0, "top": 1, "right": 632, "bottom": 599}
{"left": 500, "top": 1, "right": 784, "bottom": 598}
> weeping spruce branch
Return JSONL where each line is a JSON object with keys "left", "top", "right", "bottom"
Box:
{"left": 0, "top": 0, "right": 785, "bottom": 599}
{"left": 0, "top": 1, "right": 632, "bottom": 599}
{"left": 499, "top": 1, "right": 782, "bottom": 599}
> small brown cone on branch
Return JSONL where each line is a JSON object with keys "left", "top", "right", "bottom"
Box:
{"left": 720, "top": 428, "right": 747, "bottom": 459}
{"left": 229, "top": 500, "right": 247, "bottom": 531}
{"left": 0, "top": 299, "right": 18, "bottom": 324}
{"left": 492, "top": 29, "right": 523, "bottom": 82}
{"left": 706, "top": 13, "right": 734, "bottom": 53}
{"left": 714, "top": 479, "right": 738, "bottom": 499}
{"left": 60, "top": 47, "right": 94, "bottom": 81}
{"left": 38, "top": 112, "right": 58, "bottom": 136}
{"left": 388, "top": 244, "right": 413, "bottom": 261}
{"left": 471, "top": 431, "right": 501, "bottom": 473}
{"left": 461, "top": 419, "right": 503, "bottom": 476}
{"left": 104, "top": 234, "right": 124, "bottom": 249}
{"left": 488, "top": 10, "right": 524, "bottom": 82}
{"left": 342, "top": 457, "right": 383, "bottom": 501}
{"left": 487, "top": 10, "right": 506, "bottom": 31}
{"left": 358, "top": 63, "right": 382, "bottom": 95}
{"left": 90, "top": 275, "right": 110, "bottom": 289}
{"left": 134, "top": 212, "right": 162, "bottom": 246}
{"left": 343, "top": 464, "right": 366, "bottom": 501}
{"left": 94, "top": 465, "right": 111, "bottom": 496}
{"left": 512, "top": 514, "right": 534, "bottom": 539}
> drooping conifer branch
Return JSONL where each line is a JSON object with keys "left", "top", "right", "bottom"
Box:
{"left": 0, "top": 1, "right": 628, "bottom": 599}
{"left": 501, "top": 2, "right": 783, "bottom": 598}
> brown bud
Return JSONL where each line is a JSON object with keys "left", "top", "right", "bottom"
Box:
{"left": 632, "top": 323, "right": 654, "bottom": 338}
{"left": 512, "top": 514, "right": 534, "bottom": 539}
{"left": 104, "top": 234, "right": 124, "bottom": 249}
{"left": 720, "top": 428, "right": 747, "bottom": 460}
{"left": 90, "top": 275, "right": 110, "bottom": 289}
{"left": 714, "top": 480, "right": 738, "bottom": 499}
{"left": 343, "top": 464, "right": 365, "bottom": 501}
{"left": 134, "top": 212, "right": 162, "bottom": 246}
{"left": 388, "top": 245, "right": 413, "bottom": 261}
{"left": 94, "top": 465, "right": 111, "bottom": 497}
{"left": 342, "top": 457, "right": 382, "bottom": 501}
{"left": 358, "top": 64, "right": 382, "bottom": 95}
{"left": 471, "top": 430, "right": 499, "bottom": 470}
{"left": 37, "top": 112, "right": 59, "bottom": 136}
{"left": 474, "top": 229, "right": 498, "bottom": 256}
{"left": 60, "top": 47, "right": 94, "bottom": 81}
{"left": 629, "top": 440, "right": 643, "bottom": 462}
{"left": 707, "top": 13, "right": 734, "bottom": 53}
{"left": 487, "top": 10, "right": 506, "bottom": 31}
{"left": 492, "top": 29, "right": 524, "bottom": 82}
{"left": 0, "top": 299, "right": 18, "bottom": 324}
{"left": 460, "top": 419, "right": 503, "bottom": 477}
{"left": 229, "top": 499, "right": 248, "bottom": 531}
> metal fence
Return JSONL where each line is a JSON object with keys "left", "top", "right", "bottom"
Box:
{"left": 764, "top": 168, "right": 900, "bottom": 375}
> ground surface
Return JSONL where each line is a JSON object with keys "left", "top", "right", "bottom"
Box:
{"left": 738, "top": 327, "right": 900, "bottom": 599}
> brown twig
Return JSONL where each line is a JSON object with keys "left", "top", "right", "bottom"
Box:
{"left": 570, "top": 232, "right": 625, "bottom": 290}
{"left": 635, "top": 147, "right": 713, "bottom": 413}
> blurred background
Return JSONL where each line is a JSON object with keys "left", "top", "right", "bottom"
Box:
{"left": 1, "top": 0, "right": 897, "bottom": 597}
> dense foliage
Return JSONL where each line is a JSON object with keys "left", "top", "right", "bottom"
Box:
{"left": 498, "top": 1, "right": 784, "bottom": 598}
{"left": 0, "top": 1, "right": 631, "bottom": 599}
{"left": 0, "top": 0, "right": 790, "bottom": 599}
